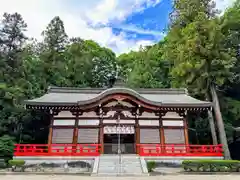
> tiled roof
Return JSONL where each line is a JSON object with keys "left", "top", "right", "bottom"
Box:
{"left": 24, "top": 86, "right": 212, "bottom": 107}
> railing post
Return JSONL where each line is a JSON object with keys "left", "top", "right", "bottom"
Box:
{"left": 15, "top": 144, "right": 20, "bottom": 155}
{"left": 139, "top": 145, "right": 144, "bottom": 156}
{"left": 23, "top": 145, "right": 26, "bottom": 154}
{"left": 171, "top": 144, "right": 174, "bottom": 154}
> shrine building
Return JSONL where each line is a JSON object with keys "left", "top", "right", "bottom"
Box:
{"left": 13, "top": 83, "right": 223, "bottom": 158}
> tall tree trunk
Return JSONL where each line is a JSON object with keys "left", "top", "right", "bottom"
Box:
{"left": 206, "top": 93, "right": 218, "bottom": 145}
{"left": 207, "top": 109, "right": 218, "bottom": 145}
{"left": 210, "top": 84, "right": 231, "bottom": 159}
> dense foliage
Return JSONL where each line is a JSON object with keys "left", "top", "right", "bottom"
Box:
{"left": 1, "top": 0, "right": 240, "bottom": 158}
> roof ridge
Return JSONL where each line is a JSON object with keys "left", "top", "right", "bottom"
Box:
{"left": 48, "top": 86, "right": 187, "bottom": 95}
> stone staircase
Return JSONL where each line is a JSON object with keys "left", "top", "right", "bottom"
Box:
{"left": 92, "top": 154, "right": 148, "bottom": 176}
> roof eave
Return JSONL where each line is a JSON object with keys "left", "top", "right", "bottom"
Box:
{"left": 24, "top": 101, "right": 212, "bottom": 109}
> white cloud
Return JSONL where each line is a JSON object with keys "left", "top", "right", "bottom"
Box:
{"left": 215, "top": 0, "right": 236, "bottom": 12}
{"left": 113, "top": 24, "right": 166, "bottom": 38}
{"left": 0, "top": 0, "right": 235, "bottom": 55}
{"left": 0, "top": 0, "right": 161, "bottom": 54}
{"left": 87, "top": 0, "right": 162, "bottom": 25}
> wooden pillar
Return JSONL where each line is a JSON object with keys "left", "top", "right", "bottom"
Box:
{"left": 99, "top": 117, "right": 104, "bottom": 154}
{"left": 183, "top": 116, "right": 189, "bottom": 146}
{"left": 98, "top": 105, "right": 104, "bottom": 154}
{"left": 157, "top": 111, "right": 166, "bottom": 153}
{"left": 48, "top": 113, "right": 53, "bottom": 146}
{"left": 72, "top": 111, "right": 79, "bottom": 145}
{"left": 135, "top": 111, "right": 140, "bottom": 154}
{"left": 159, "top": 116, "right": 165, "bottom": 146}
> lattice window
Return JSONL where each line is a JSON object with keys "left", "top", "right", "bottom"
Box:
{"left": 78, "top": 128, "right": 99, "bottom": 143}
{"left": 52, "top": 128, "right": 74, "bottom": 143}
{"left": 164, "top": 129, "right": 185, "bottom": 144}
{"left": 140, "top": 129, "right": 160, "bottom": 143}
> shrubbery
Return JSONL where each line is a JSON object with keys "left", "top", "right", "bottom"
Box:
{"left": 147, "top": 161, "right": 156, "bottom": 172}
{"left": 182, "top": 160, "right": 240, "bottom": 172}
{"left": 8, "top": 159, "right": 25, "bottom": 167}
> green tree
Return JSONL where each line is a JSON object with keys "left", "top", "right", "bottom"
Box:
{"left": 0, "top": 12, "right": 27, "bottom": 85}
{"left": 0, "top": 13, "right": 28, "bottom": 141}
{"left": 164, "top": 0, "right": 236, "bottom": 159}
{"left": 126, "top": 43, "right": 171, "bottom": 88}
{"left": 66, "top": 40, "right": 117, "bottom": 87}
{"left": 40, "top": 16, "right": 69, "bottom": 87}
{"left": 0, "top": 135, "right": 15, "bottom": 160}
{"left": 117, "top": 42, "right": 171, "bottom": 88}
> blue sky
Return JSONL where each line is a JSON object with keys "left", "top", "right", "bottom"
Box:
{"left": 0, "top": 0, "right": 236, "bottom": 54}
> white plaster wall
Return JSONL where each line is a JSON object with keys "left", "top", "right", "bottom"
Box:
{"left": 82, "top": 111, "right": 98, "bottom": 117}
{"left": 53, "top": 119, "right": 75, "bottom": 126}
{"left": 141, "top": 112, "right": 157, "bottom": 118}
{"left": 139, "top": 120, "right": 159, "bottom": 126}
{"left": 162, "top": 120, "right": 184, "bottom": 126}
{"left": 54, "top": 111, "right": 75, "bottom": 118}
{"left": 78, "top": 120, "right": 99, "bottom": 125}
{"left": 162, "top": 112, "right": 183, "bottom": 119}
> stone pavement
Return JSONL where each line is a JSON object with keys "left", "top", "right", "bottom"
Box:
{"left": 0, "top": 175, "right": 240, "bottom": 180}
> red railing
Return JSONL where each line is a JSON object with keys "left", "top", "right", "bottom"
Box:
{"left": 14, "top": 144, "right": 223, "bottom": 157}
{"left": 137, "top": 144, "right": 223, "bottom": 157}
{"left": 14, "top": 144, "right": 101, "bottom": 156}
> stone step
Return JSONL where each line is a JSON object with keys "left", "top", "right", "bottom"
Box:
{"left": 95, "top": 155, "right": 146, "bottom": 176}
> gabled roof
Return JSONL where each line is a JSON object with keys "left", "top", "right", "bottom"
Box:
{"left": 24, "top": 86, "right": 212, "bottom": 108}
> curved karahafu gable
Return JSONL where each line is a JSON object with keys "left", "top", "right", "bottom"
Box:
{"left": 24, "top": 86, "right": 212, "bottom": 110}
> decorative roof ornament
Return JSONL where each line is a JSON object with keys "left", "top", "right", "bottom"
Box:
{"left": 114, "top": 76, "right": 125, "bottom": 87}
{"left": 108, "top": 75, "right": 125, "bottom": 88}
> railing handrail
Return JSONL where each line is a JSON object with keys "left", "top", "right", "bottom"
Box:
{"left": 136, "top": 144, "right": 223, "bottom": 147}
{"left": 14, "top": 144, "right": 101, "bottom": 156}
{"left": 14, "top": 144, "right": 224, "bottom": 157}
{"left": 136, "top": 144, "right": 223, "bottom": 157}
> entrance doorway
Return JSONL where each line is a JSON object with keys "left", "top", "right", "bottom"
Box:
{"left": 104, "top": 134, "right": 135, "bottom": 154}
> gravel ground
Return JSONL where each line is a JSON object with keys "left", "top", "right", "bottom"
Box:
{"left": 0, "top": 175, "right": 239, "bottom": 180}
